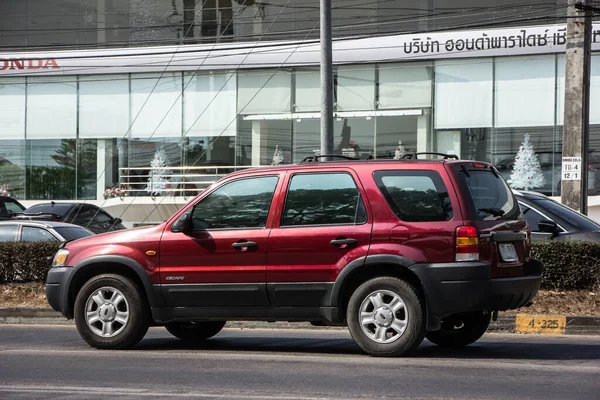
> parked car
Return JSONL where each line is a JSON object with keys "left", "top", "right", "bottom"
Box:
{"left": 0, "top": 220, "right": 94, "bottom": 243}
{"left": 0, "top": 197, "right": 26, "bottom": 221}
{"left": 13, "top": 202, "right": 126, "bottom": 234}
{"left": 45, "top": 154, "right": 542, "bottom": 356}
{"left": 514, "top": 190, "right": 600, "bottom": 242}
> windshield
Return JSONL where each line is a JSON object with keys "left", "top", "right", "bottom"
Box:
{"left": 459, "top": 170, "right": 521, "bottom": 221}
{"left": 531, "top": 199, "right": 600, "bottom": 231}
{"left": 54, "top": 226, "right": 94, "bottom": 241}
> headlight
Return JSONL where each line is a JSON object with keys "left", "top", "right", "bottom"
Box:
{"left": 52, "top": 249, "right": 70, "bottom": 267}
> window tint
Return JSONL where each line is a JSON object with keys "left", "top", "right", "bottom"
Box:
{"left": 3, "top": 199, "right": 25, "bottom": 214}
{"left": 21, "top": 227, "right": 59, "bottom": 242}
{"left": 71, "top": 206, "right": 95, "bottom": 226}
{"left": 520, "top": 203, "right": 559, "bottom": 233}
{"left": 191, "top": 176, "right": 278, "bottom": 230}
{"left": 374, "top": 171, "right": 453, "bottom": 222}
{"left": 282, "top": 173, "right": 366, "bottom": 226}
{"left": 0, "top": 225, "right": 18, "bottom": 242}
{"left": 92, "top": 211, "right": 113, "bottom": 224}
{"left": 54, "top": 226, "right": 94, "bottom": 241}
{"left": 458, "top": 170, "right": 520, "bottom": 220}
{"left": 532, "top": 199, "right": 600, "bottom": 231}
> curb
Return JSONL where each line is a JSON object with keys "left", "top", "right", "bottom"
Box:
{"left": 1, "top": 308, "right": 599, "bottom": 335}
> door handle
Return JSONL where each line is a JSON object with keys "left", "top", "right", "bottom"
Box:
{"left": 232, "top": 241, "right": 258, "bottom": 251}
{"left": 330, "top": 238, "right": 358, "bottom": 247}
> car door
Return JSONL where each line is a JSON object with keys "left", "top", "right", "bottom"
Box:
{"left": 266, "top": 169, "right": 373, "bottom": 308}
{"left": 159, "top": 173, "right": 282, "bottom": 308}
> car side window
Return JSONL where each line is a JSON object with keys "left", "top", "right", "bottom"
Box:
{"left": 71, "top": 205, "right": 95, "bottom": 226}
{"left": 21, "top": 227, "right": 59, "bottom": 242}
{"left": 191, "top": 176, "right": 279, "bottom": 230}
{"left": 281, "top": 173, "right": 366, "bottom": 227}
{"left": 4, "top": 201, "right": 24, "bottom": 214}
{"left": 0, "top": 225, "right": 18, "bottom": 242}
{"left": 93, "top": 211, "right": 113, "bottom": 224}
{"left": 520, "top": 203, "right": 561, "bottom": 233}
{"left": 373, "top": 170, "right": 453, "bottom": 222}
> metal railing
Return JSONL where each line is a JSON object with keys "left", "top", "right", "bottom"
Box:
{"left": 116, "top": 165, "right": 253, "bottom": 198}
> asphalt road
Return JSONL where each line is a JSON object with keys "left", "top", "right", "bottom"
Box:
{"left": 0, "top": 325, "right": 599, "bottom": 400}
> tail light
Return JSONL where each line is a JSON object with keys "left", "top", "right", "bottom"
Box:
{"left": 455, "top": 225, "right": 479, "bottom": 262}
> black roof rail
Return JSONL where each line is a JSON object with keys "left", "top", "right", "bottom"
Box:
{"left": 401, "top": 152, "right": 459, "bottom": 160}
{"left": 299, "top": 155, "right": 359, "bottom": 163}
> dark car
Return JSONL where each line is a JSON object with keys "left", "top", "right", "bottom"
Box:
{"left": 0, "top": 197, "right": 26, "bottom": 221}
{"left": 45, "top": 155, "right": 542, "bottom": 356}
{"left": 13, "top": 202, "right": 126, "bottom": 234}
{"left": 514, "top": 190, "right": 600, "bottom": 241}
{"left": 0, "top": 220, "right": 94, "bottom": 243}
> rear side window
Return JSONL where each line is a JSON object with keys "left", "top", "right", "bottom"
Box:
{"left": 373, "top": 171, "right": 453, "bottom": 222}
{"left": 0, "top": 225, "right": 18, "bottom": 242}
{"left": 458, "top": 169, "right": 520, "bottom": 221}
{"left": 282, "top": 173, "right": 367, "bottom": 226}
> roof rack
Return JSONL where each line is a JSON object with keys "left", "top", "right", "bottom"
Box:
{"left": 299, "top": 155, "right": 359, "bottom": 163}
{"left": 401, "top": 152, "right": 459, "bottom": 160}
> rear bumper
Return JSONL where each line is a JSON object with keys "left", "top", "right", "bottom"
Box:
{"left": 409, "top": 258, "right": 543, "bottom": 319}
{"left": 45, "top": 267, "right": 75, "bottom": 318}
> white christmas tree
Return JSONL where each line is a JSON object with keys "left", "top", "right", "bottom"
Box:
{"left": 393, "top": 140, "right": 405, "bottom": 160}
{"left": 146, "top": 147, "right": 172, "bottom": 195}
{"left": 272, "top": 145, "right": 284, "bottom": 165}
{"left": 507, "top": 134, "right": 546, "bottom": 191}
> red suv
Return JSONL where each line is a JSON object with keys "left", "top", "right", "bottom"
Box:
{"left": 46, "top": 154, "right": 542, "bottom": 356}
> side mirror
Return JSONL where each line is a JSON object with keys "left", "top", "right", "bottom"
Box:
{"left": 537, "top": 219, "right": 560, "bottom": 237}
{"left": 114, "top": 218, "right": 123, "bottom": 225}
{"left": 171, "top": 212, "right": 191, "bottom": 232}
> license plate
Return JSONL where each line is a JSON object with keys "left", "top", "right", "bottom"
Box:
{"left": 499, "top": 243, "right": 518, "bottom": 262}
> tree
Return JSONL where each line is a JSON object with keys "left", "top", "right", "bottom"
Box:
{"left": 146, "top": 148, "right": 173, "bottom": 195}
{"left": 507, "top": 134, "right": 546, "bottom": 191}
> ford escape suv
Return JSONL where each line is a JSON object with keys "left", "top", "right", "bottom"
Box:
{"left": 46, "top": 154, "right": 543, "bottom": 357}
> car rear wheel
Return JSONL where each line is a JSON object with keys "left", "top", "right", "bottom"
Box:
{"left": 426, "top": 311, "right": 491, "bottom": 348}
{"left": 165, "top": 321, "right": 226, "bottom": 341}
{"left": 74, "top": 274, "right": 150, "bottom": 349}
{"left": 347, "top": 277, "right": 425, "bottom": 357}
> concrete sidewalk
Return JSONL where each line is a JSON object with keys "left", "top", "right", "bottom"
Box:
{"left": 1, "top": 307, "right": 598, "bottom": 335}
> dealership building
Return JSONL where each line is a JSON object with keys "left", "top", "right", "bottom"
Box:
{"left": 0, "top": 0, "right": 599, "bottom": 224}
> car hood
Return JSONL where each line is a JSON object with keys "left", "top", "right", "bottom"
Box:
{"left": 66, "top": 223, "right": 166, "bottom": 249}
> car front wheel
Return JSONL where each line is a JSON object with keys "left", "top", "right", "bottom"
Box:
{"left": 74, "top": 274, "right": 150, "bottom": 349}
{"left": 347, "top": 277, "right": 425, "bottom": 357}
{"left": 165, "top": 321, "right": 226, "bottom": 341}
{"left": 426, "top": 311, "right": 491, "bottom": 348}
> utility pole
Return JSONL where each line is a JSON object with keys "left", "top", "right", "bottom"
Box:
{"left": 320, "top": 0, "right": 334, "bottom": 160}
{"left": 561, "top": 0, "right": 593, "bottom": 213}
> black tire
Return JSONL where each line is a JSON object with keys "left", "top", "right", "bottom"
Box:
{"left": 346, "top": 277, "right": 425, "bottom": 357}
{"left": 74, "top": 274, "right": 150, "bottom": 349}
{"left": 165, "top": 321, "right": 226, "bottom": 341}
{"left": 426, "top": 311, "right": 491, "bottom": 348}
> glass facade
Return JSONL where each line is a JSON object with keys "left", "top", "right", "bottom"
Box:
{"left": 0, "top": 53, "right": 599, "bottom": 200}
{"left": 0, "top": 1, "right": 571, "bottom": 51}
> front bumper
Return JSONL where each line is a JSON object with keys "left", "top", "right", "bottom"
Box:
{"left": 410, "top": 258, "right": 543, "bottom": 320}
{"left": 45, "top": 267, "right": 76, "bottom": 318}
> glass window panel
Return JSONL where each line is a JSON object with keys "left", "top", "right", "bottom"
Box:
{"left": 126, "top": 138, "right": 182, "bottom": 196}
{"left": 79, "top": 75, "right": 130, "bottom": 138}
{"left": 21, "top": 226, "right": 58, "bottom": 242}
{"left": 435, "top": 59, "right": 493, "bottom": 129}
{"left": 77, "top": 139, "right": 97, "bottom": 200}
{"left": 130, "top": 73, "right": 182, "bottom": 138}
{"left": 378, "top": 63, "right": 432, "bottom": 109}
{"left": 191, "top": 176, "right": 279, "bottom": 230}
{"left": 495, "top": 56, "right": 555, "bottom": 128}
{"left": 376, "top": 114, "right": 427, "bottom": 159}
{"left": 27, "top": 76, "right": 77, "bottom": 139}
{"left": 26, "top": 139, "right": 76, "bottom": 200}
{"left": 0, "top": 225, "right": 18, "bottom": 242}
{"left": 592, "top": 55, "right": 600, "bottom": 125}
{"left": 184, "top": 72, "right": 237, "bottom": 137}
{"left": 294, "top": 69, "right": 320, "bottom": 112}
{"left": 0, "top": 140, "right": 26, "bottom": 199}
{"left": 282, "top": 173, "right": 366, "bottom": 226}
{"left": 0, "top": 78, "right": 25, "bottom": 139}
{"left": 235, "top": 118, "right": 292, "bottom": 166}
{"left": 292, "top": 117, "right": 374, "bottom": 163}
{"left": 238, "top": 71, "right": 291, "bottom": 114}
{"left": 336, "top": 66, "right": 375, "bottom": 111}
{"left": 373, "top": 171, "right": 453, "bottom": 222}
{"left": 557, "top": 55, "right": 599, "bottom": 125}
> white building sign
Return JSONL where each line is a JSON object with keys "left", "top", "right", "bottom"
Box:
{"left": 562, "top": 156, "right": 582, "bottom": 181}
